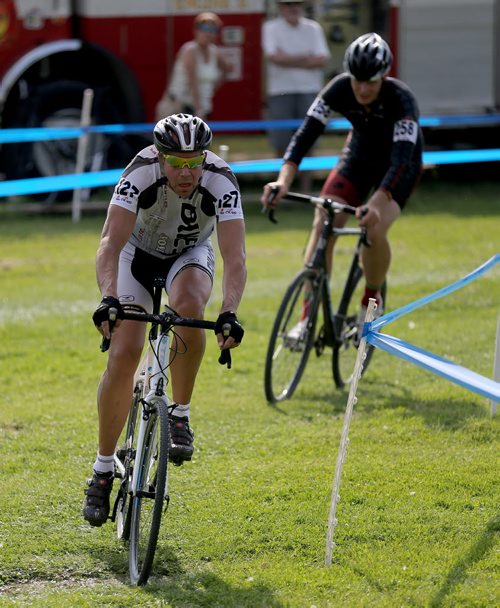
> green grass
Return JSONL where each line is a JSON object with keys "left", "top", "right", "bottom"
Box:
{"left": 0, "top": 178, "right": 499, "bottom": 607}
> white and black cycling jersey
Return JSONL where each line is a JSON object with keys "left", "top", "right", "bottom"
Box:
{"left": 110, "top": 147, "right": 243, "bottom": 258}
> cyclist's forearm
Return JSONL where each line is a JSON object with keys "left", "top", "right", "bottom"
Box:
{"left": 277, "top": 161, "right": 297, "bottom": 189}
{"left": 220, "top": 264, "right": 247, "bottom": 312}
{"left": 220, "top": 257, "right": 247, "bottom": 314}
{"left": 96, "top": 241, "right": 120, "bottom": 297}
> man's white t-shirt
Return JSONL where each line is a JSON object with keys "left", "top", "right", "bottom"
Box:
{"left": 262, "top": 17, "right": 330, "bottom": 96}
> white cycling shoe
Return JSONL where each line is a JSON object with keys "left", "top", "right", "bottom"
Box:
{"left": 283, "top": 318, "right": 309, "bottom": 351}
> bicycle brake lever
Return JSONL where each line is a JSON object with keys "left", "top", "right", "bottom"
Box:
{"left": 100, "top": 307, "right": 117, "bottom": 353}
{"left": 218, "top": 323, "right": 233, "bottom": 368}
{"left": 261, "top": 187, "right": 279, "bottom": 224}
{"left": 218, "top": 348, "right": 232, "bottom": 369}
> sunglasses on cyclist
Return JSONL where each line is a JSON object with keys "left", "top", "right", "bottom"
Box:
{"left": 162, "top": 153, "right": 205, "bottom": 170}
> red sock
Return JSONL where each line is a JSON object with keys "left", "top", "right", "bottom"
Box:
{"left": 362, "top": 287, "right": 382, "bottom": 307}
{"left": 301, "top": 295, "right": 311, "bottom": 320}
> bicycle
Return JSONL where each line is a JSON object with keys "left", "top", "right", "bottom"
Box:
{"left": 100, "top": 277, "right": 231, "bottom": 585}
{"left": 263, "top": 192, "right": 386, "bottom": 403}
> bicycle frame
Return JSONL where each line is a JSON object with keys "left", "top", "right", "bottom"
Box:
{"left": 304, "top": 198, "right": 365, "bottom": 350}
{"left": 103, "top": 277, "right": 226, "bottom": 585}
{"left": 113, "top": 283, "right": 171, "bottom": 500}
{"left": 130, "top": 324, "right": 170, "bottom": 500}
{"left": 264, "top": 191, "right": 376, "bottom": 401}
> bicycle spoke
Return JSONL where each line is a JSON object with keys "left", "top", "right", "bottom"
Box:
{"left": 264, "top": 269, "right": 321, "bottom": 402}
{"left": 129, "top": 404, "right": 170, "bottom": 585}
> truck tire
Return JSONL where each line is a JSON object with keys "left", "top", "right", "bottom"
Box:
{"left": 4, "top": 80, "right": 144, "bottom": 202}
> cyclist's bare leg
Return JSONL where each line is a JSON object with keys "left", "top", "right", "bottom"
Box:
{"left": 167, "top": 266, "right": 212, "bottom": 405}
{"left": 360, "top": 197, "right": 400, "bottom": 292}
{"left": 97, "top": 320, "right": 146, "bottom": 456}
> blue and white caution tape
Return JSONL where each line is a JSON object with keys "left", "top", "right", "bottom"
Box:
{"left": 364, "top": 255, "right": 500, "bottom": 402}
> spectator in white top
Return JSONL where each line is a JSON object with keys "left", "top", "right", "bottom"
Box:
{"left": 156, "top": 12, "right": 230, "bottom": 120}
{"left": 262, "top": 0, "right": 330, "bottom": 159}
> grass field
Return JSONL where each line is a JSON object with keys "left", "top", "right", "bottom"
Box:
{"left": 0, "top": 177, "right": 499, "bottom": 607}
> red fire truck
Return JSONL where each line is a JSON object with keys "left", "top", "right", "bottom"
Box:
{"left": 0, "top": 0, "right": 265, "bottom": 183}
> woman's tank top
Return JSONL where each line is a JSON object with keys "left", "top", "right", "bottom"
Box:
{"left": 168, "top": 41, "right": 221, "bottom": 116}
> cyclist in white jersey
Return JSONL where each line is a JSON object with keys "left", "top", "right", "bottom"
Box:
{"left": 83, "top": 114, "right": 246, "bottom": 527}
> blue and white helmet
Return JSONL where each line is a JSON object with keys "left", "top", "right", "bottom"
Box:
{"left": 343, "top": 33, "right": 392, "bottom": 81}
{"left": 153, "top": 113, "right": 213, "bottom": 153}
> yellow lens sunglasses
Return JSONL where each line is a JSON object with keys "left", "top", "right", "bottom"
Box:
{"left": 163, "top": 153, "right": 205, "bottom": 170}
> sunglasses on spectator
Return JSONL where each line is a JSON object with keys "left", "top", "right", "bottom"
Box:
{"left": 197, "top": 22, "right": 220, "bottom": 34}
{"left": 162, "top": 153, "right": 205, "bottom": 170}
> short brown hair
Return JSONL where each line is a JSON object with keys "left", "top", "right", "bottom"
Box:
{"left": 194, "top": 12, "right": 223, "bottom": 28}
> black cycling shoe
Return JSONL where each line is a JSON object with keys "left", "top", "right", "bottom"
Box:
{"left": 169, "top": 415, "right": 194, "bottom": 465}
{"left": 82, "top": 470, "right": 114, "bottom": 527}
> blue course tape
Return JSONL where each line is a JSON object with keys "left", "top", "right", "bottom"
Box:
{"left": 367, "top": 332, "right": 500, "bottom": 401}
{"left": 370, "top": 254, "right": 500, "bottom": 332}
{"left": 1, "top": 149, "right": 500, "bottom": 198}
{"left": 364, "top": 255, "right": 500, "bottom": 402}
{"left": 0, "top": 169, "right": 122, "bottom": 197}
{"left": 1, "top": 113, "right": 500, "bottom": 143}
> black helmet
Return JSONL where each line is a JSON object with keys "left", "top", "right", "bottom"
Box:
{"left": 343, "top": 33, "right": 392, "bottom": 81}
{"left": 153, "top": 113, "right": 213, "bottom": 153}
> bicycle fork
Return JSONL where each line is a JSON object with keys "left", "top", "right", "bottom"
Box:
{"left": 130, "top": 329, "right": 170, "bottom": 502}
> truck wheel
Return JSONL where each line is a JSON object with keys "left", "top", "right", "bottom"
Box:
{"left": 4, "top": 80, "right": 140, "bottom": 202}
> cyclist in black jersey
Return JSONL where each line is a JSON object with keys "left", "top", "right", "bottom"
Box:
{"left": 83, "top": 114, "right": 246, "bottom": 527}
{"left": 262, "top": 32, "right": 423, "bottom": 324}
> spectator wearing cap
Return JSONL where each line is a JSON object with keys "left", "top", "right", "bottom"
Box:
{"left": 156, "top": 12, "right": 230, "bottom": 120}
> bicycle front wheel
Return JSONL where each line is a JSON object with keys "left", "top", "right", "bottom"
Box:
{"left": 264, "top": 268, "right": 322, "bottom": 403}
{"left": 129, "top": 402, "right": 170, "bottom": 586}
{"left": 115, "top": 380, "right": 142, "bottom": 542}
{"left": 332, "top": 266, "right": 386, "bottom": 389}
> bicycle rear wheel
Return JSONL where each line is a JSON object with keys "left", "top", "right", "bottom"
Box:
{"left": 129, "top": 401, "right": 170, "bottom": 585}
{"left": 115, "top": 380, "right": 142, "bottom": 542}
{"left": 332, "top": 265, "right": 386, "bottom": 388}
{"left": 264, "top": 268, "right": 322, "bottom": 403}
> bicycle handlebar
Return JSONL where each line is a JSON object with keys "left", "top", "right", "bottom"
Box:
{"left": 263, "top": 190, "right": 357, "bottom": 224}
{"left": 100, "top": 308, "right": 232, "bottom": 368}
{"left": 262, "top": 189, "right": 370, "bottom": 247}
{"left": 283, "top": 192, "right": 357, "bottom": 215}
{"left": 122, "top": 309, "right": 217, "bottom": 330}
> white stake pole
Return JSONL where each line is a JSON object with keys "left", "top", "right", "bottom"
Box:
{"left": 491, "top": 312, "right": 500, "bottom": 416}
{"left": 72, "top": 88, "right": 94, "bottom": 223}
{"left": 325, "top": 298, "right": 377, "bottom": 566}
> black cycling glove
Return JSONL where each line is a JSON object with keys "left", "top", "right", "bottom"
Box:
{"left": 214, "top": 311, "right": 244, "bottom": 344}
{"left": 92, "top": 296, "right": 124, "bottom": 327}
